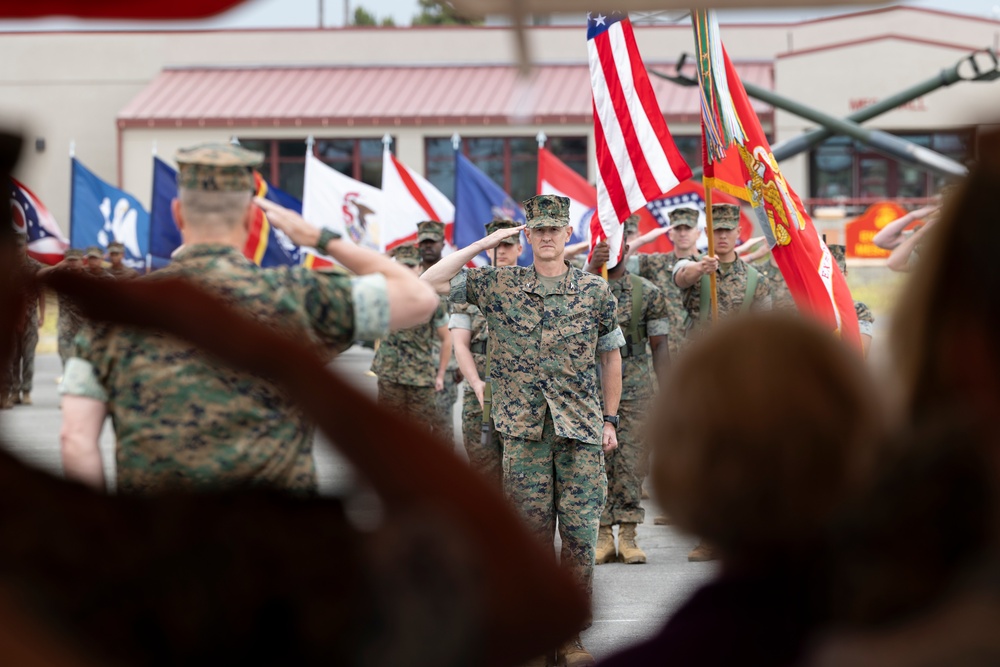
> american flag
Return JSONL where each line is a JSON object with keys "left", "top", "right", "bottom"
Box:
{"left": 588, "top": 11, "right": 692, "bottom": 268}
{"left": 11, "top": 178, "right": 68, "bottom": 265}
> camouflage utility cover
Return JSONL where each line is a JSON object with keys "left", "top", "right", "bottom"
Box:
{"left": 711, "top": 203, "right": 740, "bottom": 230}
{"left": 417, "top": 220, "right": 445, "bottom": 243}
{"left": 451, "top": 262, "right": 625, "bottom": 446}
{"left": 523, "top": 194, "right": 570, "bottom": 229}
{"left": 175, "top": 143, "right": 262, "bottom": 192}
{"left": 371, "top": 301, "right": 449, "bottom": 387}
{"left": 608, "top": 273, "right": 671, "bottom": 401}
{"left": 63, "top": 244, "right": 388, "bottom": 495}
{"left": 391, "top": 244, "right": 421, "bottom": 266}
{"left": 668, "top": 207, "right": 699, "bottom": 228}
{"left": 485, "top": 217, "right": 520, "bottom": 245}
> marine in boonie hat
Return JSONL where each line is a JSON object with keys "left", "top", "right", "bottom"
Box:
{"left": 710, "top": 203, "right": 741, "bottom": 230}
{"left": 523, "top": 194, "right": 570, "bottom": 229}
{"left": 391, "top": 244, "right": 421, "bottom": 266}
{"left": 668, "top": 206, "right": 700, "bottom": 229}
{"left": 175, "top": 143, "right": 263, "bottom": 193}
{"left": 484, "top": 217, "right": 521, "bottom": 245}
{"left": 416, "top": 220, "right": 445, "bottom": 243}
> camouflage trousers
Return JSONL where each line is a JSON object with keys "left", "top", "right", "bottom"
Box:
{"left": 435, "top": 371, "right": 458, "bottom": 444}
{"left": 460, "top": 384, "right": 502, "bottom": 488}
{"left": 12, "top": 323, "right": 39, "bottom": 396}
{"left": 601, "top": 399, "right": 647, "bottom": 526}
{"left": 502, "top": 410, "right": 607, "bottom": 617}
{"left": 57, "top": 322, "right": 79, "bottom": 367}
{"left": 377, "top": 379, "right": 443, "bottom": 440}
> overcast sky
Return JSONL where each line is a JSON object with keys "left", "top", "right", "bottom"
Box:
{"left": 0, "top": 0, "right": 997, "bottom": 30}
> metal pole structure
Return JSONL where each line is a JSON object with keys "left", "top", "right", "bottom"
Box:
{"left": 772, "top": 48, "right": 1000, "bottom": 161}
{"left": 740, "top": 80, "right": 967, "bottom": 178}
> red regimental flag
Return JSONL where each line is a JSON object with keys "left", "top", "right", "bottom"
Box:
{"left": 705, "top": 47, "right": 861, "bottom": 348}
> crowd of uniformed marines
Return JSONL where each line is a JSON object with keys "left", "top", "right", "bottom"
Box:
{"left": 3, "top": 143, "right": 875, "bottom": 667}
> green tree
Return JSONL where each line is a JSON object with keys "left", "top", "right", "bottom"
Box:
{"left": 352, "top": 6, "right": 378, "bottom": 26}
{"left": 380, "top": 16, "right": 396, "bottom": 26}
{"left": 412, "top": 0, "right": 482, "bottom": 25}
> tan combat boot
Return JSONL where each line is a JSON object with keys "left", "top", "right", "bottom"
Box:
{"left": 688, "top": 540, "right": 719, "bottom": 562}
{"left": 0, "top": 394, "right": 12, "bottom": 410}
{"left": 20, "top": 393, "right": 31, "bottom": 406}
{"left": 617, "top": 523, "right": 646, "bottom": 564}
{"left": 558, "top": 635, "right": 596, "bottom": 667}
{"left": 595, "top": 525, "right": 616, "bottom": 565}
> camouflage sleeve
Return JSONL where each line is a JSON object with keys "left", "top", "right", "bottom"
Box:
{"left": 672, "top": 258, "right": 695, "bottom": 283}
{"left": 596, "top": 284, "right": 626, "bottom": 352}
{"left": 299, "top": 270, "right": 359, "bottom": 346}
{"left": 453, "top": 267, "right": 494, "bottom": 309}
{"left": 350, "top": 273, "right": 390, "bottom": 341}
{"left": 752, "top": 272, "right": 773, "bottom": 311}
{"left": 59, "top": 358, "right": 108, "bottom": 401}
{"left": 432, "top": 302, "right": 449, "bottom": 329}
{"left": 60, "top": 325, "right": 111, "bottom": 400}
{"left": 644, "top": 282, "right": 672, "bottom": 338}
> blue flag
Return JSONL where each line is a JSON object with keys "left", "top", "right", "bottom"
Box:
{"left": 453, "top": 151, "right": 530, "bottom": 266}
{"left": 148, "top": 157, "right": 304, "bottom": 269}
{"left": 149, "top": 157, "right": 181, "bottom": 269}
{"left": 70, "top": 158, "right": 149, "bottom": 270}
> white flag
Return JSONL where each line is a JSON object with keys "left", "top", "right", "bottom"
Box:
{"left": 302, "top": 153, "right": 387, "bottom": 252}
{"left": 381, "top": 145, "right": 455, "bottom": 251}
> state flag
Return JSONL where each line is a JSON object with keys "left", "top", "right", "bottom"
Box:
{"left": 11, "top": 178, "right": 67, "bottom": 265}
{"left": 71, "top": 158, "right": 149, "bottom": 270}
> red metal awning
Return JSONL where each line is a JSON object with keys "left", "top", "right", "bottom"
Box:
{"left": 118, "top": 62, "right": 773, "bottom": 129}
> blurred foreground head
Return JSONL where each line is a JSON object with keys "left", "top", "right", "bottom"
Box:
{"left": 651, "top": 314, "right": 884, "bottom": 566}
{"left": 891, "top": 128, "right": 1000, "bottom": 422}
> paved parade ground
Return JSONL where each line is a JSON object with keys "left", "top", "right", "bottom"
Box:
{"left": 1, "top": 348, "right": 714, "bottom": 660}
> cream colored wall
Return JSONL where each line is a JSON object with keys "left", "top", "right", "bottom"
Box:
{"left": 3, "top": 8, "right": 998, "bottom": 230}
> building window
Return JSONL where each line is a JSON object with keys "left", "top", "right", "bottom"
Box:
{"left": 425, "top": 136, "right": 588, "bottom": 204}
{"left": 809, "top": 130, "right": 972, "bottom": 207}
{"left": 237, "top": 138, "right": 391, "bottom": 201}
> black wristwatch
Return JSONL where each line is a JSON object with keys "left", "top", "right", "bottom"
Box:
{"left": 603, "top": 415, "right": 620, "bottom": 429}
{"left": 315, "top": 227, "right": 342, "bottom": 253}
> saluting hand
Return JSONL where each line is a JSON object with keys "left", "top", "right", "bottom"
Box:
{"left": 478, "top": 225, "right": 525, "bottom": 251}
{"left": 254, "top": 197, "right": 321, "bottom": 248}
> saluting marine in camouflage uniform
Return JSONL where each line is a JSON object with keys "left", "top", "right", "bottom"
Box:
{"left": 60, "top": 143, "right": 402, "bottom": 495}
{"left": 673, "top": 203, "right": 773, "bottom": 335}
{"left": 7, "top": 234, "right": 45, "bottom": 407}
{"left": 417, "top": 219, "right": 460, "bottom": 443}
{"left": 829, "top": 244, "right": 875, "bottom": 358}
{"left": 449, "top": 217, "right": 522, "bottom": 485}
{"left": 84, "top": 246, "right": 113, "bottom": 278}
{"left": 423, "top": 194, "right": 625, "bottom": 666}
{"left": 626, "top": 206, "right": 701, "bottom": 357}
{"left": 372, "top": 243, "right": 452, "bottom": 438}
{"left": 588, "top": 223, "right": 671, "bottom": 566}
{"left": 107, "top": 241, "right": 140, "bottom": 279}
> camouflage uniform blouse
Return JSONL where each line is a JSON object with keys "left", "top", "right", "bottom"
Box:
{"left": 609, "top": 273, "right": 671, "bottom": 401}
{"left": 626, "top": 251, "right": 696, "bottom": 356}
{"left": 448, "top": 302, "right": 489, "bottom": 379}
{"left": 450, "top": 263, "right": 625, "bottom": 446}
{"left": 62, "top": 244, "right": 389, "bottom": 495}
{"left": 672, "top": 257, "right": 773, "bottom": 333}
{"left": 109, "top": 264, "right": 140, "bottom": 279}
{"left": 754, "top": 260, "right": 797, "bottom": 311}
{"left": 370, "top": 302, "right": 449, "bottom": 387}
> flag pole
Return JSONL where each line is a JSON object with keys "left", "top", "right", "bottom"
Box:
{"left": 704, "top": 186, "right": 719, "bottom": 322}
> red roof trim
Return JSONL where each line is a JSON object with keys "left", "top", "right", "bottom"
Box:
{"left": 777, "top": 33, "right": 983, "bottom": 59}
